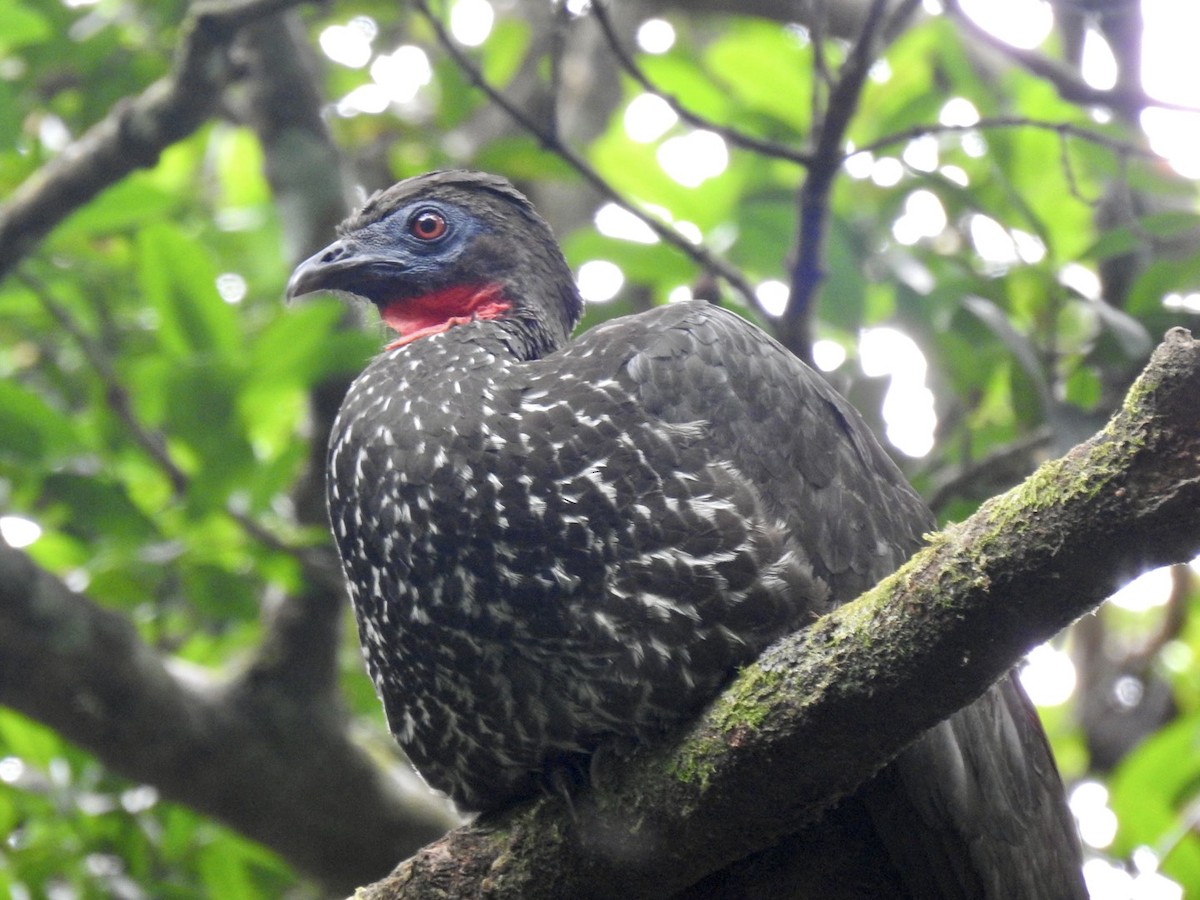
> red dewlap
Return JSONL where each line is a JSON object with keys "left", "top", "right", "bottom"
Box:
{"left": 381, "top": 283, "right": 510, "bottom": 348}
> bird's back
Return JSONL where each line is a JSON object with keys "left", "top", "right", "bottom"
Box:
{"left": 328, "top": 300, "right": 1085, "bottom": 898}
{"left": 569, "top": 302, "right": 1087, "bottom": 898}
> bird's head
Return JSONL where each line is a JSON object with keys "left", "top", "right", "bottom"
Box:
{"left": 287, "top": 170, "right": 583, "bottom": 355}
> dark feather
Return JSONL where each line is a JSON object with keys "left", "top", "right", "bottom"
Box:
{"left": 303, "top": 171, "right": 1087, "bottom": 898}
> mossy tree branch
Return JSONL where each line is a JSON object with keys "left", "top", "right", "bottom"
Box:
{"left": 357, "top": 327, "right": 1200, "bottom": 900}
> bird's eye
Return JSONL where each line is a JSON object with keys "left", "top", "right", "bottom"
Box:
{"left": 409, "top": 209, "right": 448, "bottom": 241}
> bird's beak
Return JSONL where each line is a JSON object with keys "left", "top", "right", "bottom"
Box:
{"left": 286, "top": 238, "right": 410, "bottom": 305}
{"left": 286, "top": 238, "right": 355, "bottom": 301}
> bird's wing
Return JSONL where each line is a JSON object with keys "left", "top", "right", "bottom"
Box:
{"left": 869, "top": 675, "right": 1089, "bottom": 900}
{"left": 586, "top": 301, "right": 932, "bottom": 592}
{"left": 565, "top": 301, "right": 1085, "bottom": 900}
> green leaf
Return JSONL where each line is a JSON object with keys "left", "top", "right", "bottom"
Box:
{"left": 57, "top": 178, "right": 176, "bottom": 239}
{"left": 1082, "top": 212, "right": 1200, "bottom": 261}
{"left": 135, "top": 223, "right": 240, "bottom": 359}
{"left": 820, "top": 218, "right": 869, "bottom": 331}
{"left": 157, "top": 362, "right": 256, "bottom": 509}
{"left": 962, "top": 295, "right": 1049, "bottom": 407}
{"left": 857, "top": 20, "right": 946, "bottom": 141}
{"left": 197, "top": 827, "right": 293, "bottom": 898}
{"left": 41, "top": 473, "right": 158, "bottom": 544}
{"left": 1063, "top": 364, "right": 1101, "bottom": 410}
{"left": 247, "top": 298, "right": 347, "bottom": 389}
{"left": 639, "top": 54, "right": 733, "bottom": 122}
{"left": 561, "top": 230, "right": 694, "bottom": 290}
{"left": 184, "top": 564, "right": 258, "bottom": 622}
{"left": 212, "top": 126, "right": 270, "bottom": 208}
{"left": 1127, "top": 254, "right": 1200, "bottom": 316}
{"left": 1110, "top": 712, "right": 1200, "bottom": 888}
{"left": 704, "top": 21, "right": 812, "bottom": 132}
{"left": 0, "top": 0, "right": 51, "bottom": 52}
{"left": 480, "top": 17, "right": 530, "bottom": 87}
{"left": 0, "top": 382, "right": 77, "bottom": 463}
{"left": 1088, "top": 298, "right": 1153, "bottom": 359}
{"left": 732, "top": 197, "right": 794, "bottom": 275}
{"left": 0, "top": 709, "right": 64, "bottom": 766}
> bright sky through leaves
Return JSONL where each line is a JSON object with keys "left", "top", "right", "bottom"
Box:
{"left": 450, "top": 0, "right": 494, "bottom": 48}
{"left": 576, "top": 260, "right": 624, "bottom": 303}
{"left": 0, "top": 515, "right": 41, "bottom": 548}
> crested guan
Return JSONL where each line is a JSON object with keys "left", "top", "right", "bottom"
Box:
{"left": 287, "top": 169, "right": 1087, "bottom": 898}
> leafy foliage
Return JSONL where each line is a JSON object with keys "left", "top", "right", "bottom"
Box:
{"left": 1, "top": 0, "right": 1199, "bottom": 896}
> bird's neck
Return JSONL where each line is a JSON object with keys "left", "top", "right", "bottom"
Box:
{"left": 379, "top": 283, "right": 571, "bottom": 361}
{"left": 381, "top": 282, "right": 510, "bottom": 349}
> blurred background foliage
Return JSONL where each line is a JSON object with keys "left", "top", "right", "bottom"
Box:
{"left": 1, "top": 0, "right": 1199, "bottom": 897}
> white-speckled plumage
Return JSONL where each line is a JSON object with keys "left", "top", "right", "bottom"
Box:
{"left": 328, "top": 302, "right": 861, "bottom": 809}
{"left": 291, "top": 169, "right": 1087, "bottom": 900}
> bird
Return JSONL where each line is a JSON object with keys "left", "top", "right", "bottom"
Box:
{"left": 287, "top": 169, "right": 1087, "bottom": 898}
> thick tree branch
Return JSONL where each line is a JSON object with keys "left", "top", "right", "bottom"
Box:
{"left": 228, "top": 9, "right": 361, "bottom": 706}
{"left": 357, "top": 328, "right": 1200, "bottom": 899}
{"left": 0, "top": 0, "right": 313, "bottom": 280}
{"left": 0, "top": 540, "right": 456, "bottom": 892}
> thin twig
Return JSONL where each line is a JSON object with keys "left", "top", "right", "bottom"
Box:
{"left": 229, "top": 508, "right": 344, "bottom": 594}
{"left": 882, "top": 0, "right": 928, "bottom": 43}
{"left": 1057, "top": 128, "right": 1097, "bottom": 206}
{"left": 410, "top": 0, "right": 759, "bottom": 307}
{"left": 926, "top": 426, "right": 1053, "bottom": 512}
{"left": 18, "top": 272, "right": 191, "bottom": 496}
{"left": 547, "top": 0, "right": 570, "bottom": 144}
{"left": 809, "top": 0, "right": 832, "bottom": 98}
{"left": 590, "top": 1, "right": 812, "bottom": 165}
{"left": 846, "top": 115, "right": 1155, "bottom": 162}
{"left": 1128, "top": 563, "right": 1192, "bottom": 668}
{"left": 783, "top": 0, "right": 911, "bottom": 362}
